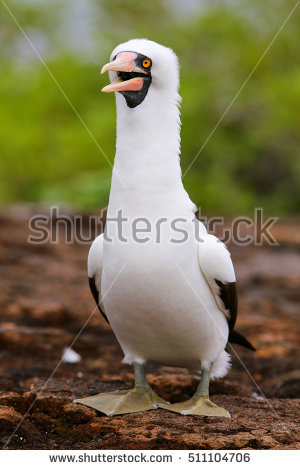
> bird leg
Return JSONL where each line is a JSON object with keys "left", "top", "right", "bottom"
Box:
{"left": 160, "top": 364, "right": 230, "bottom": 417}
{"left": 74, "top": 362, "right": 168, "bottom": 416}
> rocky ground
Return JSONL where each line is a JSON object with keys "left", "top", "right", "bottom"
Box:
{"left": 0, "top": 207, "right": 299, "bottom": 449}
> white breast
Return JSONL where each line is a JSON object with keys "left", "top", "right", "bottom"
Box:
{"left": 102, "top": 202, "right": 228, "bottom": 370}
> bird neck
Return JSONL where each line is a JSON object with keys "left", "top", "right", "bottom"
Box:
{"left": 113, "top": 89, "right": 183, "bottom": 190}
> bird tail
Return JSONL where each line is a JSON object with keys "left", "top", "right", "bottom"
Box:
{"left": 228, "top": 329, "right": 256, "bottom": 351}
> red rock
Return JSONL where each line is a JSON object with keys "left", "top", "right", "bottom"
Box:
{"left": 63, "top": 403, "right": 97, "bottom": 424}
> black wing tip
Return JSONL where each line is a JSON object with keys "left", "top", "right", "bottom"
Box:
{"left": 215, "top": 279, "right": 238, "bottom": 329}
{"left": 88, "top": 276, "right": 110, "bottom": 325}
{"left": 228, "top": 329, "right": 256, "bottom": 351}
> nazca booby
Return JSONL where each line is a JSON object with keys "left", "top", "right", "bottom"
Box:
{"left": 75, "top": 39, "right": 255, "bottom": 417}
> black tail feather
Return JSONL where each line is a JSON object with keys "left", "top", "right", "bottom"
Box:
{"left": 228, "top": 329, "right": 256, "bottom": 351}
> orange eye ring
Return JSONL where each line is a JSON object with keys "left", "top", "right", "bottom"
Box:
{"left": 142, "top": 59, "right": 151, "bottom": 68}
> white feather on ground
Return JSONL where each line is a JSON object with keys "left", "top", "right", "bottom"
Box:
{"left": 62, "top": 347, "right": 81, "bottom": 364}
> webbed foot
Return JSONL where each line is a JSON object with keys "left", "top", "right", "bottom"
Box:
{"left": 74, "top": 385, "right": 168, "bottom": 416}
{"left": 160, "top": 395, "right": 230, "bottom": 417}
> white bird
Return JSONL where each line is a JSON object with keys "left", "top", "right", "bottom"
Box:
{"left": 75, "top": 39, "right": 254, "bottom": 417}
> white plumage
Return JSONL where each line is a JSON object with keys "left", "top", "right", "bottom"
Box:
{"left": 87, "top": 39, "right": 238, "bottom": 380}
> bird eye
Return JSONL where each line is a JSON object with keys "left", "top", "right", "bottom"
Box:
{"left": 142, "top": 59, "right": 151, "bottom": 68}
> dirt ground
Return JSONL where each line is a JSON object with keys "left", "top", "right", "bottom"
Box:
{"left": 0, "top": 206, "right": 299, "bottom": 450}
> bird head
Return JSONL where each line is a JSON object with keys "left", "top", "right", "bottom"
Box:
{"left": 100, "top": 39, "right": 179, "bottom": 109}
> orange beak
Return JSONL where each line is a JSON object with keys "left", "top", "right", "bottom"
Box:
{"left": 101, "top": 51, "right": 145, "bottom": 93}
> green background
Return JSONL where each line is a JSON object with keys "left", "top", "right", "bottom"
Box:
{"left": 0, "top": 0, "right": 299, "bottom": 214}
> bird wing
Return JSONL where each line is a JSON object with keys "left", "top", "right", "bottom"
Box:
{"left": 197, "top": 232, "right": 255, "bottom": 350}
{"left": 197, "top": 233, "right": 237, "bottom": 329}
{"left": 88, "top": 234, "right": 109, "bottom": 324}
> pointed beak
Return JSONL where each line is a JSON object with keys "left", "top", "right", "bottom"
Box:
{"left": 101, "top": 51, "right": 145, "bottom": 93}
{"left": 101, "top": 76, "right": 144, "bottom": 93}
{"left": 101, "top": 52, "right": 138, "bottom": 74}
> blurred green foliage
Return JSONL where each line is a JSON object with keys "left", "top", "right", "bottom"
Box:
{"left": 0, "top": 0, "right": 299, "bottom": 214}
